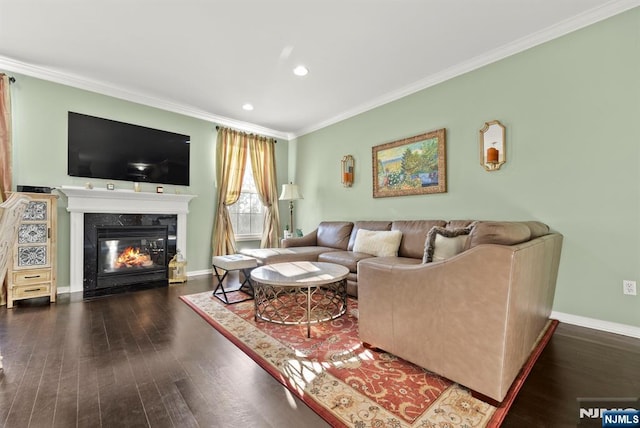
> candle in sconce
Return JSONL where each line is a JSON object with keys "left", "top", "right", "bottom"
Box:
{"left": 342, "top": 166, "right": 354, "bottom": 185}
{"left": 487, "top": 147, "right": 499, "bottom": 163}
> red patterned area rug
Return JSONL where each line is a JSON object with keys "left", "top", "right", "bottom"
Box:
{"left": 180, "top": 292, "right": 557, "bottom": 428}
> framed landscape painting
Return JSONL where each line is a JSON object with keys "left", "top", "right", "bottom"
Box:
{"left": 372, "top": 128, "right": 446, "bottom": 198}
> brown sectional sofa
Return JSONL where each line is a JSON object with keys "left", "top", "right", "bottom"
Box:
{"left": 240, "top": 219, "right": 563, "bottom": 402}
{"left": 239, "top": 220, "right": 557, "bottom": 296}
{"left": 241, "top": 220, "right": 453, "bottom": 296}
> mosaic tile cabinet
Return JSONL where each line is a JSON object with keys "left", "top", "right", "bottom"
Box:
{"left": 6, "top": 192, "right": 57, "bottom": 308}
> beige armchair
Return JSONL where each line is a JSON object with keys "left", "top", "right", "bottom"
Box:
{"left": 0, "top": 192, "right": 31, "bottom": 369}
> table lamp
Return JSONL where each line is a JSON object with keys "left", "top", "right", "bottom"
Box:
{"left": 279, "top": 183, "right": 303, "bottom": 233}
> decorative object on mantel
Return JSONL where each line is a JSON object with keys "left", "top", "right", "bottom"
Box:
{"left": 341, "top": 155, "right": 355, "bottom": 187}
{"left": 106, "top": 183, "right": 114, "bottom": 190}
{"left": 372, "top": 128, "right": 446, "bottom": 198}
{"left": 156, "top": 186, "right": 164, "bottom": 193}
{"left": 133, "top": 182, "right": 141, "bottom": 192}
{"left": 279, "top": 183, "right": 303, "bottom": 233}
{"left": 480, "top": 120, "right": 506, "bottom": 171}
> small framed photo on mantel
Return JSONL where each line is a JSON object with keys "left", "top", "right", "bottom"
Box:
{"left": 156, "top": 186, "right": 164, "bottom": 194}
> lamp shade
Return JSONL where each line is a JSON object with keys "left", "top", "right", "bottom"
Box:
{"left": 279, "top": 183, "right": 303, "bottom": 201}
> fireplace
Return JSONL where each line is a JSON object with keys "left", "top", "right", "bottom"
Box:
{"left": 96, "top": 225, "right": 168, "bottom": 289}
{"left": 84, "top": 213, "right": 177, "bottom": 298}
{"left": 58, "top": 186, "right": 196, "bottom": 295}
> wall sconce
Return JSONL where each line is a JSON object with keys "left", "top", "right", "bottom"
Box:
{"left": 480, "top": 120, "right": 506, "bottom": 171}
{"left": 341, "top": 155, "right": 355, "bottom": 187}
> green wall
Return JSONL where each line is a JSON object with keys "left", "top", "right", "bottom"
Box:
{"left": 4, "top": 74, "right": 289, "bottom": 287}
{"left": 4, "top": 8, "right": 638, "bottom": 327}
{"left": 293, "top": 9, "right": 640, "bottom": 326}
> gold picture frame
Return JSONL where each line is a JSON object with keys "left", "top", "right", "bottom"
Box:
{"left": 372, "top": 128, "right": 446, "bottom": 198}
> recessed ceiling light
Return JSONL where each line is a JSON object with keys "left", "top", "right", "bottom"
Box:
{"left": 242, "top": 103, "right": 254, "bottom": 111}
{"left": 293, "top": 65, "right": 309, "bottom": 77}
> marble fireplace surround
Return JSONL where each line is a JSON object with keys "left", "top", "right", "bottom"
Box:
{"left": 59, "top": 186, "right": 196, "bottom": 294}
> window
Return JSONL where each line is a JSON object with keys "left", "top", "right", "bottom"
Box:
{"left": 228, "top": 157, "right": 264, "bottom": 240}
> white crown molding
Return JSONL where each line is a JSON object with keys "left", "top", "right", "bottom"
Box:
{"left": 1, "top": 0, "right": 637, "bottom": 140}
{"left": 292, "top": 0, "right": 640, "bottom": 137}
{"left": 0, "top": 55, "right": 291, "bottom": 141}
{"left": 551, "top": 311, "right": 640, "bottom": 339}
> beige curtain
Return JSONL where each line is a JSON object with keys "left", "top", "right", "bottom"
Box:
{"left": 249, "top": 137, "right": 281, "bottom": 248}
{"left": 212, "top": 128, "right": 248, "bottom": 256}
{"left": 0, "top": 74, "right": 12, "bottom": 202}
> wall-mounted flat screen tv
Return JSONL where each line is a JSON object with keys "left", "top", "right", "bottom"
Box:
{"left": 68, "top": 112, "right": 190, "bottom": 186}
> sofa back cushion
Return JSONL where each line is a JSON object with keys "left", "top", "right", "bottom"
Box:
{"left": 391, "top": 220, "right": 447, "bottom": 258}
{"left": 446, "top": 220, "right": 476, "bottom": 229}
{"left": 466, "top": 221, "right": 532, "bottom": 249}
{"left": 523, "top": 221, "right": 550, "bottom": 239}
{"left": 347, "top": 220, "right": 392, "bottom": 251}
{"left": 317, "top": 221, "right": 354, "bottom": 250}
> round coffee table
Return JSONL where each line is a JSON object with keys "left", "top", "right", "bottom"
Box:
{"left": 250, "top": 261, "right": 349, "bottom": 337}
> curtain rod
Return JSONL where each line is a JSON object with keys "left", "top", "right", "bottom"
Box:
{"left": 1, "top": 74, "right": 16, "bottom": 83}
{"left": 215, "top": 125, "right": 277, "bottom": 143}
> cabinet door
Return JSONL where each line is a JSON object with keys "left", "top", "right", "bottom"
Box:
{"left": 15, "top": 199, "right": 51, "bottom": 269}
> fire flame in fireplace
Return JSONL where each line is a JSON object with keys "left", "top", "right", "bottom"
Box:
{"left": 115, "top": 246, "right": 153, "bottom": 269}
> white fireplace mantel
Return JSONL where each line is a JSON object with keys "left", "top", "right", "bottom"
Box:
{"left": 58, "top": 186, "right": 196, "bottom": 294}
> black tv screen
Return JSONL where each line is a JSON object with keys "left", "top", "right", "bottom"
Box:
{"left": 68, "top": 112, "right": 190, "bottom": 186}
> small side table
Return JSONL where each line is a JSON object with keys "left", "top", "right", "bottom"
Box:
{"left": 211, "top": 254, "right": 258, "bottom": 304}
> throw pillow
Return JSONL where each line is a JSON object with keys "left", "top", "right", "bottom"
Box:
{"left": 423, "top": 223, "right": 476, "bottom": 263}
{"left": 353, "top": 229, "right": 403, "bottom": 257}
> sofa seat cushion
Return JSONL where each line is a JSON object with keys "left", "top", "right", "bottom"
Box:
{"left": 239, "top": 246, "right": 339, "bottom": 266}
{"left": 318, "top": 250, "right": 376, "bottom": 272}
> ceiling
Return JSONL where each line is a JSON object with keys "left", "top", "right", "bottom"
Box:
{"left": 0, "top": 0, "right": 635, "bottom": 139}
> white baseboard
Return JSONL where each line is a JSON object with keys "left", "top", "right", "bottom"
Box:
{"left": 187, "top": 268, "right": 213, "bottom": 277}
{"left": 57, "top": 286, "right": 71, "bottom": 294}
{"left": 551, "top": 311, "right": 640, "bottom": 339}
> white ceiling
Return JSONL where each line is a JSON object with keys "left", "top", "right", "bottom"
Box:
{"left": 0, "top": 0, "right": 636, "bottom": 139}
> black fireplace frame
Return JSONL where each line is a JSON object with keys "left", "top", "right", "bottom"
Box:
{"left": 96, "top": 225, "right": 168, "bottom": 288}
{"left": 83, "top": 213, "right": 177, "bottom": 298}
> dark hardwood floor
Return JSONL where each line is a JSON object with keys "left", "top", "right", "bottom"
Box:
{"left": 1, "top": 275, "right": 639, "bottom": 427}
